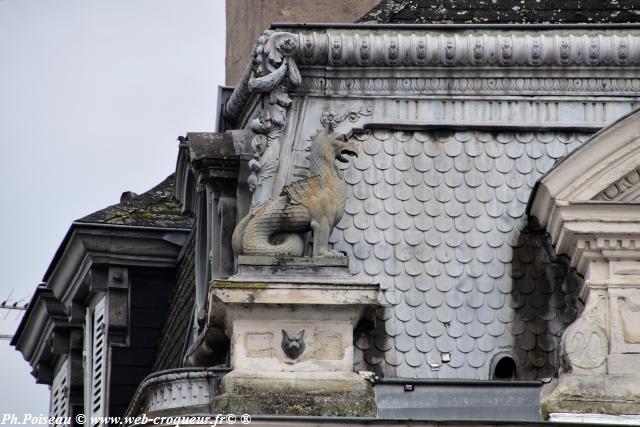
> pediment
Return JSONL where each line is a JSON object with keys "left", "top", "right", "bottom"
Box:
{"left": 593, "top": 167, "right": 640, "bottom": 202}
{"left": 530, "top": 109, "right": 640, "bottom": 272}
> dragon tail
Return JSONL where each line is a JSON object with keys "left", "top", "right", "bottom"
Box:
{"left": 237, "top": 201, "right": 308, "bottom": 257}
{"left": 231, "top": 212, "right": 252, "bottom": 255}
{"left": 243, "top": 232, "right": 305, "bottom": 257}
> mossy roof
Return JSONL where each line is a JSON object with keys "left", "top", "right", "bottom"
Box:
{"left": 76, "top": 174, "right": 193, "bottom": 229}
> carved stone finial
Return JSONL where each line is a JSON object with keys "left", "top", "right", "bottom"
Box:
{"left": 232, "top": 129, "right": 359, "bottom": 258}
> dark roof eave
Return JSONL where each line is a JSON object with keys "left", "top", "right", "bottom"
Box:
{"left": 10, "top": 284, "right": 47, "bottom": 347}
{"left": 42, "top": 221, "right": 192, "bottom": 282}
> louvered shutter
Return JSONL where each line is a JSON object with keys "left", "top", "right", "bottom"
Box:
{"left": 49, "top": 359, "right": 69, "bottom": 424}
{"left": 90, "top": 298, "right": 107, "bottom": 426}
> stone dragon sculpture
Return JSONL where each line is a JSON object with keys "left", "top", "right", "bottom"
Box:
{"left": 232, "top": 129, "right": 358, "bottom": 258}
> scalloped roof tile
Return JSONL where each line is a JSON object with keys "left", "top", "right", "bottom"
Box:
{"left": 335, "top": 130, "right": 583, "bottom": 379}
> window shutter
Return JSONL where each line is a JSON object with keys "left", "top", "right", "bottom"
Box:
{"left": 90, "top": 298, "right": 107, "bottom": 425}
{"left": 49, "top": 359, "right": 69, "bottom": 423}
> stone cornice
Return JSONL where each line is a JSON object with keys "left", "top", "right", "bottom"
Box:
{"left": 175, "top": 132, "right": 242, "bottom": 214}
{"left": 285, "top": 29, "right": 640, "bottom": 68}
{"left": 225, "top": 27, "right": 640, "bottom": 126}
{"left": 537, "top": 203, "right": 640, "bottom": 276}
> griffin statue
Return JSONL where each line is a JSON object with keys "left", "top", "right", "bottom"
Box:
{"left": 232, "top": 129, "right": 359, "bottom": 258}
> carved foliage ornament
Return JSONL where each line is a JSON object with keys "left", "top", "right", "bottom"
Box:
{"left": 320, "top": 103, "right": 374, "bottom": 131}
{"left": 247, "top": 31, "right": 301, "bottom": 204}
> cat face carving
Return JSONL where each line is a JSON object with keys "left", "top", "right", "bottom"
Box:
{"left": 281, "top": 329, "right": 305, "bottom": 360}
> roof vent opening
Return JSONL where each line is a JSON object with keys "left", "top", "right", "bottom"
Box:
{"left": 493, "top": 356, "right": 517, "bottom": 380}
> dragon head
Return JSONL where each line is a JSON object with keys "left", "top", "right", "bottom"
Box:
{"left": 311, "top": 128, "right": 359, "bottom": 166}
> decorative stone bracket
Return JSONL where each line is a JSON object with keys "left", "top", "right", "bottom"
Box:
{"left": 224, "top": 31, "right": 301, "bottom": 207}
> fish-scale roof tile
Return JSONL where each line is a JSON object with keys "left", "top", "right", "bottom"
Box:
{"left": 330, "top": 129, "right": 584, "bottom": 379}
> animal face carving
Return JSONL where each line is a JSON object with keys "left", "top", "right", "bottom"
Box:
{"left": 281, "top": 329, "right": 305, "bottom": 360}
{"left": 314, "top": 129, "right": 359, "bottom": 165}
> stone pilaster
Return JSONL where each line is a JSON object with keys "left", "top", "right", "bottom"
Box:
{"left": 537, "top": 221, "right": 640, "bottom": 417}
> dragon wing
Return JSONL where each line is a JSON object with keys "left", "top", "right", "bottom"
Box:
{"left": 281, "top": 175, "right": 322, "bottom": 206}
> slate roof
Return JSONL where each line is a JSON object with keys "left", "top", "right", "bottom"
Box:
{"left": 153, "top": 232, "right": 195, "bottom": 371}
{"left": 358, "top": 0, "right": 640, "bottom": 24}
{"left": 76, "top": 174, "right": 194, "bottom": 229}
{"left": 331, "top": 130, "right": 584, "bottom": 379}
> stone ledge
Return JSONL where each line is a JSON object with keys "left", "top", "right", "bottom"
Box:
{"left": 238, "top": 255, "right": 348, "bottom": 267}
{"left": 541, "top": 374, "right": 640, "bottom": 417}
{"left": 233, "top": 255, "right": 366, "bottom": 281}
{"left": 211, "top": 280, "right": 379, "bottom": 305}
{"left": 214, "top": 371, "right": 376, "bottom": 417}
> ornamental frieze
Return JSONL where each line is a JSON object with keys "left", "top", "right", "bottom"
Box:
{"left": 299, "top": 76, "right": 640, "bottom": 96}
{"left": 288, "top": 29, "right": 640, "bottom": 67}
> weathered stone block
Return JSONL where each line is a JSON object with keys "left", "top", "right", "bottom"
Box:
{"left": 542, "top": 374, "right": 640, "bottom": 417}
{"left": 214, "top": 371, "right": 376, "bottom": 417}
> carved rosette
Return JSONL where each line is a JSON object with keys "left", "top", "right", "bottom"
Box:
{"left": 246, "top": 31, "right": 301, "bottom": 206}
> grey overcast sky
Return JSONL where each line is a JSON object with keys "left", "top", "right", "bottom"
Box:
{"left": 0, "top": 0, "right": 225, "bottom": 415}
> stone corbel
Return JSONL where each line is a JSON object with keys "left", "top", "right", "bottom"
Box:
{"left": 37, "top": 289, "right": 67, "bottom": 384}
{"left": 33, "top": 362, "right": 54, "bottom": 385}
{"left": 183, "top": 181, "right": 237, "bottom": 367}
{"left": 106, "top": 266, "right": 130, "bottom": 345}
{"left": 85, "top": 265, "right": 131, "bottom": 346}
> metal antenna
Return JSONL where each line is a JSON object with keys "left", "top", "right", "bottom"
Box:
{"left": 0, "top": 290, "right": 29, "bottom": 341}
